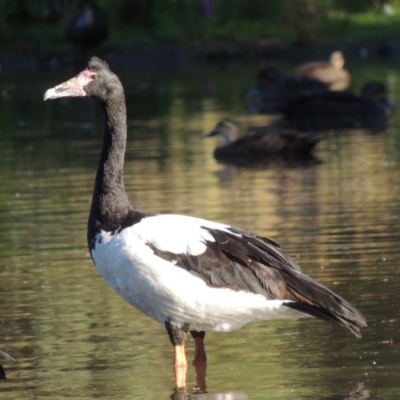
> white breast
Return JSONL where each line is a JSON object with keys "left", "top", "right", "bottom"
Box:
{"left": 91, "top": 215, "right": 297, "bottom": 332}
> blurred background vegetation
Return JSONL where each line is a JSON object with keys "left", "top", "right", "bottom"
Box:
{"left": 1, "top": 0, "right": 400, "bottom": 46}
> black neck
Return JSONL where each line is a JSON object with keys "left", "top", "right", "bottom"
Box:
{"left": 87, "top": 96, "right": 134, "bottom": 248}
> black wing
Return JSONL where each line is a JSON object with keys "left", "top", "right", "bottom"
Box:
{"left": 151, "top": 225, "right": 367, "bottom": 337}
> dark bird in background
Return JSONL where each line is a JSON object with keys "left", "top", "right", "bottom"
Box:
{"left": 205, "top": 118, "right": 321, "bottom": 165}
{"left": 293, "top": 51, "right": 351, "bottom": 91}
{"left": 282, "top": 81, "right": 395, "bottom": 133}
{"left": 246, "top": 66, "right": 329, "bottom": 114}
{"left": 0, "top": 365, "right": 6, "bottom": 380}
{"left": 65, "top": 1, "right": 108, "bottom": 48}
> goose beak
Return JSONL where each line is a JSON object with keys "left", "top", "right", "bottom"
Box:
{"left": 44, "top": 69, "right": 94, "bottom": 100}
{"left": 44, "top": 77, "right": 87, "bottom": 100}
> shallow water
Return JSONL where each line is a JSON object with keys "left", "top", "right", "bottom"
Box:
{"left": 1, "top": 58, "right": 400, "bottom": 399}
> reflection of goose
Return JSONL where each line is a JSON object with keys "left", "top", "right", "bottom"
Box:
{"left": 171, "top": 387, "right": 248, "bottom": 400}
{"left": 44, "top": 57, "right": 366, "bottom": 390}
{"left": 294, "top": 51, "right": 351, "bottom": 91}
{"left": 283, "top": 81, "right": 394, "bottom": 133}
{"left": 205, "top": 118, "right": 320, "bottom": 165}
{"left": 65, "top": 1, "right": 108, "bottom": 48}
{"left": 246, "top": 67, "right": 329, "bottom": 114}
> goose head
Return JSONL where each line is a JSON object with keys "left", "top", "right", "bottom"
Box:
{"left": 44, "top": 57, "right": 123, "bottom": 104}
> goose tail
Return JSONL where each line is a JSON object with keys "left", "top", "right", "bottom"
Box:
{"left": 282, "top": 273, "right": 367, "bottom": 338}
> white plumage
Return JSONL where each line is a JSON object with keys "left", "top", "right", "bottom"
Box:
{"left": 92, "top": 215, "right": 296, "bottom": 332}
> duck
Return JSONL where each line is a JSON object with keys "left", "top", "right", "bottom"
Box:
{"left": 293, "top": 51, "right": 351, "bottom": 91}
{"left": 44, "top": 57, "right": 366, "bottom": 389}
{"left": 282, "top": 81, "right": 394, "bottom": 133}
{"left": 65, "top": 1, "right": 108, "bottom": 48}
{"left": 246, "top": 66, "right": 329, "bottom": 114}
{"left": 205, "top": 118, "right": 321, "bottom": 165}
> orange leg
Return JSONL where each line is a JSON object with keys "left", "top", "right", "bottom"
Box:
{"left": 173, "top": 346, "right": 187, "bottom": 389}
{"left": 173, "top": 344, "right": 187, "bottom": 367}
{"left": 165, "top": 320, "right": 189, "bottom": 389}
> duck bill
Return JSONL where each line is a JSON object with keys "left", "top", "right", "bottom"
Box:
{"left": 202, "top": 129, "right": 219, "bottom": 138}
{"left": 44, "top": 69, "right": 93, "bottom": 100}
{"left": 384, "top": 99, "right": 396, "bottom": 110}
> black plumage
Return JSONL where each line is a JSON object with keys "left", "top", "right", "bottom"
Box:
{"left": 151, "top": 225, "right": 366, "bottom": 338}
{"left": 65, "top": 1, "right": 108, "bottom": 48}
{"left": 283, "top": 81, "right": 394, "bottom": 133}
{"left": 246, "top": 66, "right": 329, "bottom": 114}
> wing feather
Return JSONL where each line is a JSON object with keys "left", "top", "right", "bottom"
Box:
{"left": 133, "top": 214, "right": 366, "bottom": 336}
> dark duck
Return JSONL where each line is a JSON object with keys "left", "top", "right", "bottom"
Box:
{"left": 246, "top": 66, "right": 329, "bottom": 114}
{"left": 283, "top": 81, "right": 394, "bottom": 133}
{"left": 65, "top": 1, "right": 108, "bottom": 48}
{"left": 44, "top": 57, "right": 366, "bottom": 389}
{"left": 205, "top": 118, "right": 321, "bottom": 165}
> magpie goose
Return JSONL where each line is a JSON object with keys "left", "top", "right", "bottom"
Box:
{"left": 44, "top": 57, "right": 366, "bottom": 387}
{"left": 205, "top": 118, "right": 321, "bottom": 165}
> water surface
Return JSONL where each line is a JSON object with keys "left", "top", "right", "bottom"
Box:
{"left": 1, "top": 59, "right": 400, "bottom": 399}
